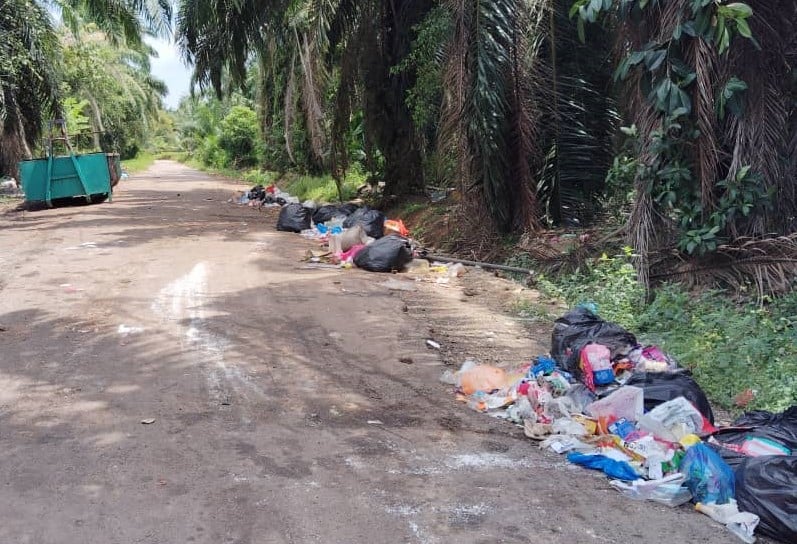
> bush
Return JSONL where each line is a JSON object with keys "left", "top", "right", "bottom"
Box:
{"left": 219, "top": 106, "right": 260, "bottom": 167}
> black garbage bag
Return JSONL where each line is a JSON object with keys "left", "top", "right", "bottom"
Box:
{"left": 338, "top": 203, "right": 359, "bottom": 216}
{"left": 626, "top": 371, "right": 714, "bottom": 424}
{"left": 354, "top": 235, "right": 413, "bottom": 272}
{"left": 735, "top": 455, "right": 797, "bottom": 543}
{"left": 712, "top": 407, "right": 797, "bottom": 457}
{"left": 276, "top": 203, "right": 311, "bottom": 233}
{"left": 733, "top": 407, "right": 797, "bottom": 451}
{"left": 551, "top": 307, "right": 637, "bottom": 377}
{"left": 313, "top": 205, "right": 342, "bottom": 225}
{"left": 708, "top": 442, "right": 750, "bottom": 471}
{"left": 248, "top": 185, "right": 266, "bottom": 201}
{"left": 344, "top": 208, "right": 386, "bottom": 239}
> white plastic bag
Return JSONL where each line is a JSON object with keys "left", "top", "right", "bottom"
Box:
{"left": 586, "top": 386, "right": 644, "bottom": 422}
{"left": 637, "top": 396, "right": 704, "bottom": 442}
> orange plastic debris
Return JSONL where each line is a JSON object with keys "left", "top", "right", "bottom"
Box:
{"left": 384, "top": 219, "right": 409, "bottom": 237}
{"left": 459, "top": 365, "right": 508, "bottom": 395}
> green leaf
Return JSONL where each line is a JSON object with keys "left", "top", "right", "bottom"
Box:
{"left": 645, "top": 50, "right": 666, "bottom": 71}
{"left": 736, "top": 19, "right": 752, "bottom": 38}
{"left": 726, "top": 3, "right": 753, "bottom": 18}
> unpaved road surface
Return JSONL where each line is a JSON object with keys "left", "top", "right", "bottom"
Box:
{"left": 0, "top": 161, "right": 734, "bottom": 543}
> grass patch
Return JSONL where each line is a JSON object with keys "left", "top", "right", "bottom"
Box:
{"left": 525, "top": 249, "right": 797, "bottom": 413}
{"left": 177, "top": 156, "right": 365, "bottom": 201}
{"left": 154, "top": 151, "right": 188, "bottom": 161}
{"left": 281, "top": 169, "right": 365, "bottom": 203}
{"left": 121, "top": 152, "right": 155, "bottom": 173}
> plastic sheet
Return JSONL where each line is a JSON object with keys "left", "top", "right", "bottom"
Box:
{"left": 567, "top": 452, "right": 639, "bottom": 481}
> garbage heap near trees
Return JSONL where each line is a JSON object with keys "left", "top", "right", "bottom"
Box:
{"left": 442, "top": 307, "right": 796, "bottom": 544}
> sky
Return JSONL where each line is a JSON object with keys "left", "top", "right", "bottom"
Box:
{"left": 148, "top": 37, "right": 193, "bottom": 109}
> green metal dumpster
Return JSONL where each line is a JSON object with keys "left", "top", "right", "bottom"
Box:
{"left": 19, "top": 152, "right": 114, "bottom": 207}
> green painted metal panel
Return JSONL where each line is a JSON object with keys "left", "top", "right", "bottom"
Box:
{"left": 19, "top": 152, "right": 112, "bottom": 202}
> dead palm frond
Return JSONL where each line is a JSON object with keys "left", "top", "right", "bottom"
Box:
{"left": 650, "top": 235, "right": 797, "bottom": 299}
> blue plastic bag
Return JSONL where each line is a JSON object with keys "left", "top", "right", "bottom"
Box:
{"left": 567, "top": 452, "right": 639, "bottom": 481}
{"left": 681, "top": 442, "right": 735, "bottom": 504}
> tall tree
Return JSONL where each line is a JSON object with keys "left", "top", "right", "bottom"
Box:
{"left": 0, "top": 0, "right": 60, "bottom": 175}
{"left": 0, "top": 0, "right": 171, "bottom": 175}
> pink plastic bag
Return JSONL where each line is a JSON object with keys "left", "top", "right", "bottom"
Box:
{"left": 338, "top": 244, "right": 366, "bottom": 262}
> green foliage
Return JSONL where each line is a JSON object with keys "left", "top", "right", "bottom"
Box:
{"left": 393, "top": 6, "right": 451, "bottom": 140}
{"left": 60, "top": 29, "right": 167, "bottom": 159}
{"left": 637, "top": 286, "right": 797, "bottom": 413}
{"left": 62, "top": 96, "right": 93, "bottom": 151}
{"left": 572, "top": 0, "right": 769, "bottom": 258}
{"left": 539, "top": 247, "right": 645, "bottom": 329}
{"left": 282, "top": 166, "right": 366, "bottom": 203}
{"left": 0, "top": 0, "right": 60, "bottom": 173}
{"left": 219, "top": 105, "right": 259, "bottom": 167}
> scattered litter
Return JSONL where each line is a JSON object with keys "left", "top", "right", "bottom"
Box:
{"left": 141, "top": 418, "right": 156, "bottom": 425}
{"left": 399, "top": 357, "right": 414, "bottom": 365}
{"left": 426, "top": 339, "right": 441, "bottom": 350}
{"left": 695, "top": 500, "right": 760, "bottom": 544}
{"left": 367, "top": 420, "right": 384, "bottom": 425}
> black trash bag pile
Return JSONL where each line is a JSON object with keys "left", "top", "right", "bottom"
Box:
{"left": 338, "top": 203, "right": 359, "bottom": 216}
{"left": 312, "top": 204, "right": 359, "bottom": 225}
{"left": 276, "top": 203, "right": 312, "bottom": 233}
{"left": 343, "top": 207, "right": 386, "bottom": 239}
{"left": 626, "top": 371, "right": 714, "bottom": 424}
{"left": 353, "top": 235, "right": 413, "bottom": 272}
{"left": 711, "top": 407, "right": 797, "bottom": 465}
{"left": 551, "top": 307, "right": 638, "bottom": 378}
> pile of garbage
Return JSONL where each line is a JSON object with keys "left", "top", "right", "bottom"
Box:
{"left": 442, "top": 306, "right": 796, "bottom": 544}
{"left": 236, "top": 182, "right": 426, "bottom": 273}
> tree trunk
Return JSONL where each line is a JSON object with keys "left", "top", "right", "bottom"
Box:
{"left": 360, "top": 0, "right": 432, "bottom": 197}
{"left": 87, "top": 94, "right": 105, "bottom": 150}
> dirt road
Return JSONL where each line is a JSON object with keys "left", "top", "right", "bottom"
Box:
{"left": 0, "top": 161, "right": 733, "bottom": 543}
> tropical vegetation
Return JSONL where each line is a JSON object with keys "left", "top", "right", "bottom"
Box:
{"left": 0, "top": 0, "right": 171, "bottom": 174}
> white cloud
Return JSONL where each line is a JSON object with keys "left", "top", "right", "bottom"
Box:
{"left": 147, "top": 37, "right": 192, "bottom": 109}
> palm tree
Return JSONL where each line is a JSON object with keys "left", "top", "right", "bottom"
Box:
{"left": 178, "top": 0, "right": 434, "bottom": 198}
{"left": 0, "top": 0, "right": 171, "bottom": 176}
{"left": 0, "top": 0, "right": 60, "bottom": 175}
{"left": 573, "top": 0, "right": 797, "bottom": 293}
